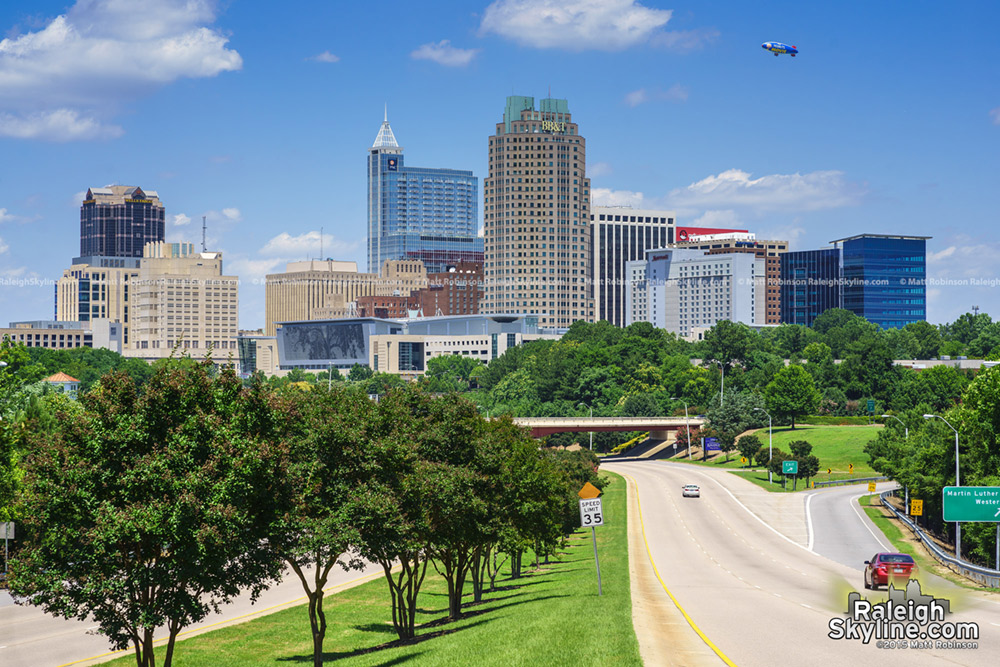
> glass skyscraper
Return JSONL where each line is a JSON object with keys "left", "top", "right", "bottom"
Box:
{"left": 79, "top": 185, "right": 165, "bottom": 258}
{"left": 366, "top": 113, "right": 481, "bottom": 273}
{"left": 780, "top": 248, "right": 841, "bottom": 326}
{"left": 834, "top": 234, "right": 929, "bottom": 329}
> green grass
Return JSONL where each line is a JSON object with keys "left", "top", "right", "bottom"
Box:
{"left": 661, "top": 425, "right": 884, "bottom": 492}
{"left": 102, "top": 474, "right": 640, "bottom": 667}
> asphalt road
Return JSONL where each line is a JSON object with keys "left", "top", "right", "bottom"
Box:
{"left": 0, "top": 561, "right": 385, "bottom": 667}
{"left": 604, "top": 460, "right": 1000, "bottom": 666}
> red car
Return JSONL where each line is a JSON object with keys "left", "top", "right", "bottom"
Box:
{"left": 864, "top": 553, "right": 917, "bottom": 589}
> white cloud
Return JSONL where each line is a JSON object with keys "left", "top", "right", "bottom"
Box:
{"left": 480, "top": 0, "right": 672, "bottom": 51}
{"left": 259, "top": 231, "right": 360, "bottom": 258}
{"left": 667, "top": 169, "right": 865, "bottom": 212}
{"left": 0, "top": 208, "right": 14, "bottom": 224}
{"left": 226, "top": 256, "right": 286, "bottom": 283}
{"left": 307, "top": 51, "right": 340, "bottom": 63}
{"left": 0, "top": 236, "right": 8, "bottom": 255}
{"left": 592, "top": 188, "right": 644, "bottom": 208}
{"left": 624, "top": 83, "right": 688, "bottom": 107}
{"left": 0, "top": 0, "right": 241, "bottom": 140}
{"left": 689, "top": 209, "right": 743, "bottom": 229}
{"left": 0, "top": 109, "right": 123, "bottom": 141}
{"left": 172, "top": 213, "right": 192, "bottom": 226}
{"left": 990, "top": 107, "right": 1000, "bottom": 125}
{"left": 410, "top": 40, "right": 480, "bottom": 67}
{"left": 624, "top": 89, "right": 648, "bottom": 107}
{"left": 588, "top": 162, "right": 613, "bottom": 178}
{"left": 221, "top": 207, "right": 241, "bottom": 222}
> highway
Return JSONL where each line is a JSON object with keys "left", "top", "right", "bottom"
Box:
{"left": 0, "top": 561, "right": 385, "bottom": 667}
{"left": 604, "top": 460, "right": 1000, "bottom": 666}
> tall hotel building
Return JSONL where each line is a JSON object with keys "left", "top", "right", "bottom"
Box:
{"left": 79, "top": 186, "right": 165, "bottom": 258}
{"left": 484, "top": 96, "right": 594, "bottom": 328}
{"left": 367, "top": 113, "right": 481, "bottom": 273}
{"left": 591, "top": 207, "right": 674, "bottom": 327}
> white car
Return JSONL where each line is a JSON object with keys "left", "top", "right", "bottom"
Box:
{"left": 682, "top": 484, "right": 700, "bottom": 498}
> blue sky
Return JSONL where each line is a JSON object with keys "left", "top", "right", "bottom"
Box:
{"left": 1, "top": 0, "right": 998, "bottom": 329}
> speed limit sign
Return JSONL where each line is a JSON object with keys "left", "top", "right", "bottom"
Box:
{"left": 579, "top": 498, "right": 604, "bottom": 527}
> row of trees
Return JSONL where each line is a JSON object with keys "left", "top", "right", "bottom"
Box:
{"left": 6, "top": 360, "right": 603, "bottom": 667}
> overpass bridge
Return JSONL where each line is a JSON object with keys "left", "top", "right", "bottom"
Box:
{"left": 511, "top": 416, "right": 705, "bottom": 438}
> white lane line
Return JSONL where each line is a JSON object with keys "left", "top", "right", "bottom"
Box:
{"left": 801, "top": 603, "right": 812, "bottom": 609}
{"left": 805, "top": 491, "right": 816, "bottom": 552}
{"left": 686, "top": 468, "right": 813, "bottom": 554}
{"left": 849, "top": 493, "right": 893, "bottom": 551}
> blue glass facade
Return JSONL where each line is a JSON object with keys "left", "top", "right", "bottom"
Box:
{"left": 780, "top": 248, "right": 841, "bottom": 326}
{"left": 839, "top": 235, "right": 927, "bottom": 329}
{"left": 367, "top": 127, "right": 480, "bottom": 273}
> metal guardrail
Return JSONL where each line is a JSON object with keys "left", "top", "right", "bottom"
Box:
{"left": 813, "top": 476, "right": 888, "bottom": 488}
{"left": 878, "top": 489, "right": 1000, "bottom": 588}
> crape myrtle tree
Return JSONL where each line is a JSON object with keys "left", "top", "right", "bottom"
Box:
{"left": 271, "top": 385, "right": 380, "bottom": 667}
{"left": 8, "top": 362, "right": 285, "bottom": 667}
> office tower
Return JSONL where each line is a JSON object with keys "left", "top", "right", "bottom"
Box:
{"left": 833, "top": 234, "right": 929, "bottom": 329}
{"left": 484, "top": 95, "right": 593, "bottom": 328}
{"left": 367, "top": 112, "right": 481, "bottom": 273}
{"left": 780, "top": 248, "right": 842, "bottom": 326}
{"left": 672, "top": 232, "right": 788, "bottom": 325}
{"left": 127, "top": 242, "right": 239, "bottom": 360}
{"left": 79, "top": 186, "right": 165, "bottom": 258}
{"left": 591, "top": 206, "right": 674, "bottom": 327}
{"left": 634, "top": 248, "right": 766, "bottom": 336}
{"left": 264, "top": 259, "right": 428, "bottom": 336}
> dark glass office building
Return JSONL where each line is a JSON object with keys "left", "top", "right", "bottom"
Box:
{"left": 79, "top": 186, "right": 165, "bottom": 258}
{"left": 834, "top": 234, "right": 929, "bottom": 329}
{"left": 780, "top": 248, "right": 841, "bottom": 326}
{"left": 367, "top": 114, "right": 480, "bottom": 273}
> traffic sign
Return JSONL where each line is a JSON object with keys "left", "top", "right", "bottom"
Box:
{"left": 868, "top": 482, "right": 877, "bottom": 493}
{"left": 579, "top": 498, "right": 604, "bottom": 527}
{"left": 867, "top": 400, "right": 875, "bottom": 414}
{"left": 741, "top": 457, "right": 747, "bottom": 464}
{"left": 782, "top": 460, "right": 798, "bottom": 475}
{"left": 942, "top": 486, "right": 1000, "bottom": 522}
{"left": 848, "top": 463, "right": 854, "bottom": 473}
{"left": 827, "top": 468, "right": 832, "bottom": 474}
{"left": 578, "top": 482, "right": 601, "bottom": 499}
{"left": 910, "top": 499, "right": 924, "bottom": 516}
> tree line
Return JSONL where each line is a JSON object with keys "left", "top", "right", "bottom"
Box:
{"left": 2, "top": 359, "right": 603, "bottom": 667}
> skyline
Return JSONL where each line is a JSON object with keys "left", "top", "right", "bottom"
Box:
{"left": 1, "top": 0, "right": 998, "bottom": 329}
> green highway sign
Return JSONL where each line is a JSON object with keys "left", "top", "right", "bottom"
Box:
{"left": 782, "top": 460, "right": 798, "bottom": 475}
{"left": 942, "top": 486, "right": 1000, "bottom": 522}
{"left": 867, "top": 400, "right": 875, "bottom": 413}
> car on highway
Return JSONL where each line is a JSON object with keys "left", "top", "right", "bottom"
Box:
{"left": 682, "top": 484, "right": 700, "bottom": 498}
{"left": 864, "top": 552, "right": 917, "bottom": 589}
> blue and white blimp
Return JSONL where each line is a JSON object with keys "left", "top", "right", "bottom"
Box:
{"left": 762, "top": 41, "right": 798, "bottom": 57}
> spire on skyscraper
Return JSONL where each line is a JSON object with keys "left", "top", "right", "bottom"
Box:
{"left": 372, "top": 107, "right": 399, "bottom": 148}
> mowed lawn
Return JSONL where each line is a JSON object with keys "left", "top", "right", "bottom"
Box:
{"left": 666, "top": 424, "right": 885, "bottom": 490}
{"left": 100, "top": 473, "right": 640, "bottom": 667}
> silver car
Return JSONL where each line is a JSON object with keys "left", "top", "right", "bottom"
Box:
{"left": 682, "top": 484, "right": 700, "bottom": 498}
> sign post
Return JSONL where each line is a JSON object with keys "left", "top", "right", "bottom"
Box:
{"left": 2, "top": 522, "right": 13, "bottom": 574}
{"left": 578, "top": 483, "right": 604, "bottom": 596}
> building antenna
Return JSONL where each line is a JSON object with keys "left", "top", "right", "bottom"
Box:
{"left": 972, "top": 305, "right": 980, "bottom": 317}
{"left": 201, "top": 216, "right": 207, "bottom": 252}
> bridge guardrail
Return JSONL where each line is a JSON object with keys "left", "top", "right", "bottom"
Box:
{"left": 878, "top": 489, "right": 1000, "bottom": 588}
{"left": 812, "top": 476, "right": 888, "bottom": 488}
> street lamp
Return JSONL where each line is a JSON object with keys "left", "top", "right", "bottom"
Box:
{"left": 709, "top": 360, "right": 725, "bottom": 406}
{"left": 671, "top": 397, "right": 691, "bottom": 459}
{"left": 881, "top": 414, "right": 908, "bottom": 440}
{"left": 754, "top": 407, "right": 773, "bottom": 483}
{"left": 578, "top": 402, "right": 593, "bottom": 451}
{"left": 924, "top": 413, "right": 961, "bottom": 559}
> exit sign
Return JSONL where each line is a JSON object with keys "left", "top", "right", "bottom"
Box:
{"left": 942, "top": 486, "right": 1000, "bottom": 522}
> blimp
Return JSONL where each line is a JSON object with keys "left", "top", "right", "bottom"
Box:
{"left": 762, "top": 41, "right": 797, "bottom": 57}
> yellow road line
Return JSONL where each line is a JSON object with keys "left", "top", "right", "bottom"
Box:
{"left": 55, "top": 568, "right": 386, "bottom": 667}
{"left": 623, "top": 472, "right": 738, "bottom": 667}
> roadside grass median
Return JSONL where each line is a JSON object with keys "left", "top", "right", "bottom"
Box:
{"left": 100, "top": 473, "right": 639, "bottom": 667}
{"left": 663, "top": 424, "right": 884, "bottom": 492}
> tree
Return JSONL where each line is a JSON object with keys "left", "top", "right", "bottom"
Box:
{"left": 703, "top": 320, "right": 756, "bottom": 366}
{"left": 8, "top": 363, "right": 284, "bottom": 667}
{"left": 737, "top": 434, "right": 763, "bottom": 468}
{"left": 272, "top": 386, "right": 379, "bottom": 667}
{"left": 348, "top": 363, "right": 374, "bottom": 382}
{"left": 765, "top": 365, "right": 821, "bottom": 428}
